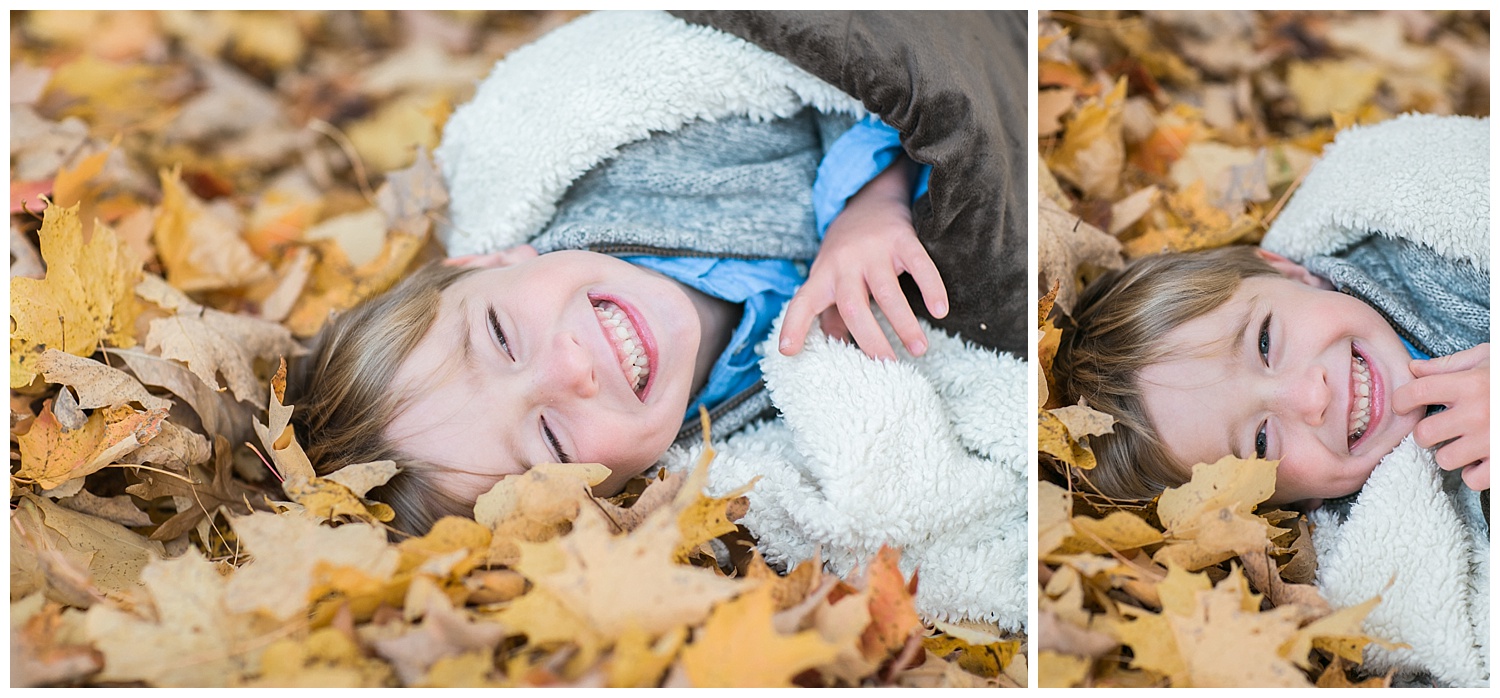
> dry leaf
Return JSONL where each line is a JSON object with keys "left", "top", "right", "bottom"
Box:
{"left": 146, "top": 302, "right": 302, "bottom": 404}
{"left": 224, "top": 511, "right": 401, "bottom": 621}
{"left": 1048, "top": 76, "right": 1128, "bottom": 200}
{"left": 15, "top": 400, "right": 167, "bottom": 490}
{"left": 84, "top": 548, "right": 280, "bottom": 687}
{"left": 473, "top": 462, "right": 610, "bottom": 566}
{"left": 679, "top": 583, "right": 842, "bottom": 688}
{"left": 506, "top": 506, "right": 743, "bottom": 642}
{"left": 1036, "top": 193, "right": 1124, "bottom": 313}
{"left": 11, "top": 203, "right": 141, "bottom": 388}
{"left": 153, "top": 165, "right": 273, "bottom": 292}
{"left": 35, "top": 349, "right": 173, "bottom": 412}
{"left": 1153, "top": 455, "right": 1283, "bottom": 571}
{"left": 367, "top": 578, "right": 508, "bottom": 685}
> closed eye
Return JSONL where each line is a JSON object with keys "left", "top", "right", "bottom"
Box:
{"left": 1257, "top": 314, "right": 1271, "bottom": 366}
{"left": 488, "top": 306, "right": 513, "bottom": 359}
{"left": 542, "top": 417, "right": 572, "bottom": 463}
{"left": 1254, "top": 313, "right": 1271, "bottom": 458}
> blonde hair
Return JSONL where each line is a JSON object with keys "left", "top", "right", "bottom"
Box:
{"left": 285, "top": 260, "right": 480, "bottom": 537}
{"left": 1052, "top": 246, "right": 1279, "bottom": 501}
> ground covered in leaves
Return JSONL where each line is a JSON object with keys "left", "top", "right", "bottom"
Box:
{"left": 10, "top": 10, "right": 1021, "bottom": 688}
{"left": 1036, "top": 9, "right": 1489, "bottom": 688}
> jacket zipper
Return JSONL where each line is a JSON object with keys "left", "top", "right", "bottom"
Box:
{"left": 586, "top": 242, "right": 800, "bottom": 263}
{"left": 674, "top": 380, "right": 766, "bottom": 444}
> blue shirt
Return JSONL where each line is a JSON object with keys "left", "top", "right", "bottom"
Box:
{"left": 631, "top": 117, "right": 930, "bottom": 421}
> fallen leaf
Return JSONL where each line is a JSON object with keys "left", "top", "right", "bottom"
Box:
{"left": 55, "top": 488, "right": 155, "bottom": 528}
{"left": 857, "top": 545, "right": 923, "bottom": 661}
{"left": 248, "top": 626, "right": 395, "bottom": 688}
{"left": 679, "top": 583, "right": 842, "bottom": 688}
{"left": 1153, "top": 455, "right": 1283, "bottom": 571}
{"left": 1048, "top": 76, "right": 1128, "bottom": 200}
{"left": 11, "top": 203, "right": 142, "bottom": 389}
{"left": 1286, "top": 58, "right": 1383, "bottom": 119}
{"left": 35, "top": 349, "right": 172, "bottom": 412}
{"left": 506, "top": 505, "right": 743, "bottom": 642}
{"left": 224, "top": 511, "right": 401, "bottom": 621}
{"left": 473, "top": 462, "right": 610, "bottom": 565}
{"left": 15, "top": 400, "right": 167, "bottom": 490}
{"left": 12, "top": 492, "right": 166, "bottom": 607}
{"left": 1036, "top": 193, "right": 1124, "bottom": 313}
{"left": 147, "top": 301, "right": 302, "bottom": 404}
{"left": 153, "top": 165, "right": 273, "bottom": 292}
{"left": 84, "top": 548, "right": 280, "bottom": 687}
{"left": 367, "top": 577, "right": 508, "bottom": 686}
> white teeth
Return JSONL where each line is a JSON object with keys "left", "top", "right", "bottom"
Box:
{"left": 593, "top": 300, "right": 650, "bottom": 394}
{"left": 1348, "top": 352, "right": 1372, "bottom": 445}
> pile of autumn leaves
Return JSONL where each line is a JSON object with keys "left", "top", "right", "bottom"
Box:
{"left": 1033, "top": 10, "right": 1487, "bottom": 688}
{"left": 11, "top": 10, "right": 1020, "bottom": 687}
{"left": 10, "top": 180, "right": 1015, "bottom": 688}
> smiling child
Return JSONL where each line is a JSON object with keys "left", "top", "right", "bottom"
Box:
{"left": 1055, "top": 114, "right": 1489, "bottom": 511}
{"left": 285, "top": 11, "right": 1030, "bottom": 626}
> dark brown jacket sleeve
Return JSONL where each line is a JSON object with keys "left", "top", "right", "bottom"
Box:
{"left": 670, "top": 11, "right": 1028, "bottom": 354}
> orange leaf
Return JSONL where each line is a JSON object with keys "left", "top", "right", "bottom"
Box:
{"left": 859, "top": 546, "right": 923, "bottom": 660}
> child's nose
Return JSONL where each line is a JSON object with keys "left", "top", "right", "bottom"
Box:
{"left": 1278, "top": 363, "right": 1329, "bottom": 426}
{"left": 539, "top": 332, "right": 597, "bottom": 401}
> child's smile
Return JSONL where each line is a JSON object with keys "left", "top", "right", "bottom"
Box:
{"left": 1137, "top": 274, "right": 1424, "bottom": 509}
{"left": 383, "top": 249, "right": 706, "bottom": 501}
{"left": 591, "top": 297, "right": 654, "bottom": 399}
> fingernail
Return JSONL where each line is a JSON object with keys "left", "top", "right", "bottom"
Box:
{"left": 934, "top": 302, "right": 948, "bottom": 317}
{"left": 909, "top": 339, "right": 927, "bottom": 356}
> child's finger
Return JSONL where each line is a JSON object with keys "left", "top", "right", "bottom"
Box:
{"left": 1461, "top": 460, "right": 1489, "bottom": 492}
{"left": 779, "top": 281, "right": 831, "bottom": 356}
{"left": 870, "top": 272, "right": 927, "bottom": 356}
{"left": 899, "top": 241, "right": 948, "bottom": 319}
{"left": 1392, "top": 371, "right": 1467, "bottom": 413}
{"left": 1411, "top": 342, "right": 1488, "bottom": 377}
{"left": 837, "top": 289, "right": 895, "bottom": 361}
{"left": 1412, "top": 407, "right": 1464, "bottom": 449}
{"left": 1435, "top": 437, "right": 1488, "bottom": 475}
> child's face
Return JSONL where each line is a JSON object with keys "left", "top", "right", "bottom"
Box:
{"left": 1137, "top": 269, "right": 1423, "bottom": 509}
{"left": 384, "top": 248, "right": 702, "bottom": 501}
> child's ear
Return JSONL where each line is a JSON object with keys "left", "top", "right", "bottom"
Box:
{"left": 1254, "top": 249, "right": 1334, "bottom": 290}
{"left": 444, "top": 244, "right": 539, "bottom": 269}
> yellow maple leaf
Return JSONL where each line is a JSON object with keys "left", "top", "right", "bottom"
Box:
{"left": 153, "top": 165, "right": 273, "bottom": 293}
{"left": 224, "top": 512, "right": 401, "bottom": 622}
{"left": 922, "top": 621, "right": 1020, "bottom": 679}
{"left": 11, "top": 203, "right": 142, "bottom": 388}
{"left": 679, "top": 583, "right": 842, "bottom": 687}
{"left": 1152, "top": 455, "right": 1283, "bottom": 571}
{"left": 606, "top": 626, "right": 687, "bottom": 688}
{"left": 1039, "top": 482, "right": 1162, "bottom": 559}
{"left": 1280, "top": 594, "right": 1398, "bottom": 669}
{"left": 473, "top": 462, "right": 611, "bottom": 567}
{"left": 1048, "top": 76, "right": 1128, "bottom": 200}
{"left": 1287, "top": 58, "right": 1383, "bottom": 120}
{"left": 1124, "top": 181, "right": 1261, "bottom": 258}
{"left": 1038, "top": 408, "right": 1096, "bottom": 471}
{"left": 509, "top": 505, "right": 743, "bottom": 642}
{"left": 1039, "top": 650, "right": 1093, "bottom": 688}
{"left": 1165, "top": 566, "right": 1310, "bottom": 687}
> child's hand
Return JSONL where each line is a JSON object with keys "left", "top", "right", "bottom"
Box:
{"left": 779, "top": 158, "right": 948, "bottom": 361}
{"left": 1393, "top": 343, "right": 1490, "bottom": 491}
